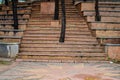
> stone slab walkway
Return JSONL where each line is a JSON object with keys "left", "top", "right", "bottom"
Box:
{"left": 0, "top": 62, "right": 120, "bottom": 80}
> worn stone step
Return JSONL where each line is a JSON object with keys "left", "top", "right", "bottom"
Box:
{"left": 99, "top": 7, "right": 120, "bottom": 12}
{"left": 22, "top": 37, "right": 97, "bottom": 42}
{"left": 22, "top": 37, "right": 59, "bottom": 41}
{"left": 84, "top": 11, "right": 120, "bottom": 16}
{"left": 24, "top": 31, "right": 91, "bottom": 35}
{"left": 59, "top": 12, "right": 79, "bottom": 14}
{"left": 16, "top": 56, "right": 108, "bottom": 63}
{"left": 23, "top": 34, "right": 95, "bottom": 38}
{"left": 20, "top": 47, "right": 103, "bottom": 52}
{"left": 26, "top": 28, "right": 89, "bottom": 32}
{"left": 25, "top": 30, "right": 60, "bottom": 33}
{"left": 26, "top": 29, "right": 91, "bottom": 33}
{"left": 95, "top": 30, "right": 120, "bottom": 38}
{"left": 27, "top": 27, "right": 60, "bottom": 29}
{"left": 59, "top": 9, "right": 77, "bottom": 11}
{"left": 20, "top": 43, "right": 102, "bottom": 48}
{"left": 66, "top": 22, "right": 86, "bottom": 25}
{"left": 28, "top": 25, "right": 87, "bottom": 28}
{"left": 17, "top": 56, "right": 107, "bottom": 62}
{"left": 28, "top": 24, "right": 60, "bottom": 27}
{"left": 28, "top": 22, "right": 52, "bottom": 25}
{"left": 26, "top": 28, "right": 60, "bottom": 31}
{"left": 87, "top": 16, "right": 120, "bottom": 22}
{"left": 25, "top": 31, "right": 90, "bottom": 35}
{"left": 31, "top": 16, "right": 54, "bottom": 18}
{"left": 99, "top": 2, "right": 120, "bottom": 7}
{"left": 59, "top": 10, "right": 78, "bottom": 13}
{"left": 0, "top": 36, "right": 22, "bottom": 39}
{"left": 21, "top": 41, "right": 98, "bottom": 45}
{"left": 29, "top": 19, "right": 58, "bottom": 22}
{"left": 26, "top": 27, "right": 88, "bottom": 31}
{"left": 90, "top": 22, "right": 120, "bottom": 29}
{"left": 19, "top": 52, "right": 106, "bottom": 57}
{"left": 59, "top": 12, "right": 79, "bottom": 15}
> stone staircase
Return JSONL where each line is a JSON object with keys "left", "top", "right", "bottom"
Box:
{"left": 18, "top": 0, "right": 106, "bottom": 62}
{"left": 0, "top": 2, "right": 31, "bottom": 43}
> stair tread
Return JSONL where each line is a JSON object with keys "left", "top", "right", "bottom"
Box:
{"left": 20, "top": 48, "right": 103, "bottom": 52}
{"left": 21, "top": 44, "right": 102, "bottom": 48}
{"left": 19, "top": 52, "right": 106, "bottom": 57}
{"left": 21, "top": 41, "right": 98, "bottom": 45}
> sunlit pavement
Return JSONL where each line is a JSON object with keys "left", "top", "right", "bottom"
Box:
{"left": 0, "top": 62, "right": 120, "bottom": 80}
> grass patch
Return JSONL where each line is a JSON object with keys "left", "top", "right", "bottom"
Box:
{"left": 107, "top": 57, "right": 120, "bottom": 64}
{"left": 0, "top": 61, "right": 12, "bottom": 65}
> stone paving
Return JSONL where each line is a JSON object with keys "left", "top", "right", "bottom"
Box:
{"left": 0, "top": 62, "right": 120, "bottom": 80}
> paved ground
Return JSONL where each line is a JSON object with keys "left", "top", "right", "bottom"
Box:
{"left": 0, "top": 62, "right": 120, "bottom": 80}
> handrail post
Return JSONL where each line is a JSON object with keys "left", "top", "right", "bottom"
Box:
{"left": 54, "top": 0, "right": 59, "bottom": 20}
{"left": 12, "top": 0, "right": 18, "bottom": 29}
{"left": 5, "top": 0, "right": 9, "bottom": 6}
{"left": 59, "top": 0, "right": 66, "bottom": 42}
{"left": 95, "top": 0, "right": 101, "bottom": 21}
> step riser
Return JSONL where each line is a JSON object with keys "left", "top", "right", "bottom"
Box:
{"left": 90, "top": 23, "right": 120, "bottom": 29}
{"left": 84, "top": 11, "right": 120, "bottom": 16}
{"left": 20, "top": 49, "right": 103, "bottom": 52}
{"left": 17, "top": 57, "right": 107, "bottom": 62}
{"left": 19, "top": 52, "right": 106, "bottom": 57}
{"left": 20, "top": 44, "right": 103, "bottom": 48}
{"left": 87, "top": 16, "right": 120, "bottom": 22}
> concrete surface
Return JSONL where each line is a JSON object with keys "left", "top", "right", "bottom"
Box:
{"left": 0, "top": 62, "right": 120, "bottom": 80}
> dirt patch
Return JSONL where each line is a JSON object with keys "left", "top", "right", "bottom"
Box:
{"left": 0, "top": 61, "right": 18, "bottom": 73}
{"left": 73, "top": 74, "right": 114, "bottom": 80}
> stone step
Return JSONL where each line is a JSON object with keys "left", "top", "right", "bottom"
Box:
{"left": 99, "top": 7, "right": 120, "bottom": 12}
{"left": 66, "top": 22, "right": 86, "bottom": 25}
{"left": 20, "top": 48, "right": 103, "bottom": 52}
{"left": 59, "top": 9, "right": 77, "bottom": 11}
{"left": 29, "top": 19, "right": 58, "bottom": 22}
{"left": 22, "top": 37, "right": 97, "bottom": 42}
{"left": 29, "top": 19, "right": 84, "bottom": 22}
{"left": 26, "top": 28, "right": 60, "bottom": 31}
{"left": 27, "top": 24, "right": 60, "bottom": 27}
{"left": 26, "top": 27, "right": 88, "bottom": 31}
{"left": 25, "top": 31, "right": 90, "bottom": 35}
{"left": 87, "top": 16, "right": 120, "bottom": 22}
{"left": 19, "top": 52, "right": 106, "bottom": 57}
{"left": 27, "top": 26, "right": 60, "bottom": 29}
{"left": 95, "top": 30, "right": 120, "bottom": 38}
{"left": 27, "top": 24, "right": 87, "bottom": 28}
{"left": 26, "top": 28, "right": 89, "bottom": 32}
{"left": 20, "top": 44, "right": 102, "bottom": 48}
{"left": 25, "top": 29, "right": 90, "bottom": 32}
{"left": 90, "top": 22, "right": 120, "bottom": 29}
{"left": 0, "top": 29, "right": 24, "bottom": 32}
{"left": 17, "top": 56, "right": 107, "bottom": 62}
{"left": 84, "top": 11, "right": 120, "bottom": 16}
{"left": 59, "top": 12, "right": 79, "bottom": 15}
{"left": 99, "top": 2, "right": 120, "bottom": 7}
{"left": 24, "top": 31, "right": 91, "bottom": 35}
{"left": 21, "top": 41, "right": 98, "bottom": 45}
{"left": 0, "top": 36, "right": 22, "bottom": 39}
{"left": 28, "top": 22, "right": 51, "bottom": 25}
{"left": 23, "top": 34, "right": 95, "bottom": 38}
{"left": 59, "top": 10, "right": 78, "bottom": 13}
